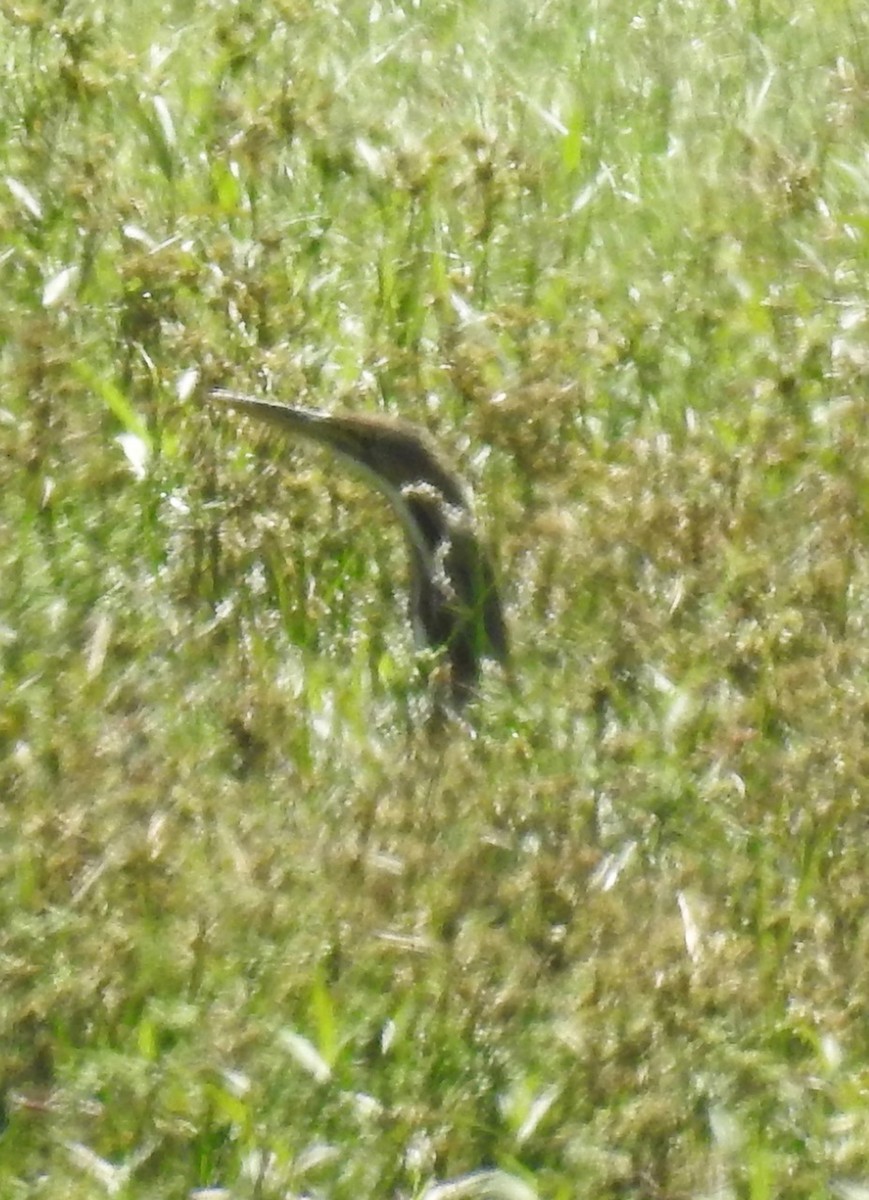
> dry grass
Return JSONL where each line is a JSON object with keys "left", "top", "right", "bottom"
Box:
{"left": 2, "top": 1, "right": 869, "bottom": 1197}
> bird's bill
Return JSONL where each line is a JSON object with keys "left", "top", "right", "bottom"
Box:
{"left": 207, "top": 389, "right": 340, "bottom": 444}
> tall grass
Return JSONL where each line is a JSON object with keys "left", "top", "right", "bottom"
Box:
{"left": 2, "top": 1, "right": 868, "bottom": 1196}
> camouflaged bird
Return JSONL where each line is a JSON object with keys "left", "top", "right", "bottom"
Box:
{"left": 207, "top": 389, "right": 509, "bottom": 706}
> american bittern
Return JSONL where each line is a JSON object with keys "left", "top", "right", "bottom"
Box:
{"left": 207, "top": 389, "right": 509, "bottom": 705}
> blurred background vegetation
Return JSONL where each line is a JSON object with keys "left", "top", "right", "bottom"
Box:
{"left": 1, "top": 1, "right": 868, "bottom": 1196}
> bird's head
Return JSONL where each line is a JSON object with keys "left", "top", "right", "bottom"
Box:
{"left": 207, "top": 390, "right": 469, "bottom": 512}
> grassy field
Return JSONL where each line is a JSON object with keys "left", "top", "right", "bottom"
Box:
{"left": 2, "top": 0, "right": 869, "bottom": 1196}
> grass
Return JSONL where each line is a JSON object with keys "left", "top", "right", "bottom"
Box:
{"left": 1, "top": 0, "right": 869, "bottom": 1196}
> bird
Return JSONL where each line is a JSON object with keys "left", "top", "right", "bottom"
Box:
{"left": 206, "top": 388, "right": 509, "bottom": 706}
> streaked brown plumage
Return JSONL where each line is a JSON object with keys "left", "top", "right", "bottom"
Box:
{"left": 207, "top": 389, "right": 508, "bottom": 704}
